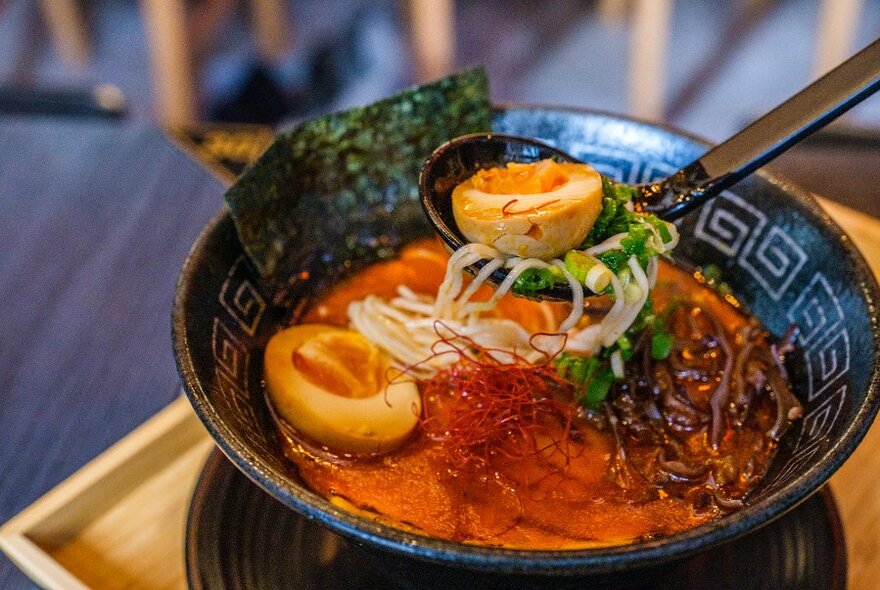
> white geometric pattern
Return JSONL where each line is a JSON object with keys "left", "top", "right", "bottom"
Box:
{"left": 695, "top": 193, "right": 767, "bottom": 258}
{"left": 794, "top": 384, "right": 847, "bottom": 449}
{"left": 211, "top": 258, "right": 272, "bottom": 460}
{"left": 212, "top": 366, "right": 277, "bottom": 460}
{"left": 765, "top": 385, "right": 848, "bottom": 491}
{"left": 787, "top": 273, "right": 845, "bottom": 346}
{"left": 567, "top": 145, "right": 640, "bottom": 184}
{"left": 638, "top": 162, "right": 678, "bottom": 183}
{"left": 804, "top": 329, "right": 850, "bottom": 402}
{"left": 212, "top": 316, "right": 248, "bottom": 381}
{"left": 740, "top": 225, "right": 808, "bottom": 301}
{"left": 766, "top": 443, "right": 822, "bottom": 493}
{"left": 219, "top": 255, "right": 266, "bottom": 337}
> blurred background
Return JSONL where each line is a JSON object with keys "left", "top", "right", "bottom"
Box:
{"left": 1, "top": 0, "right": 879, "bottom": 210}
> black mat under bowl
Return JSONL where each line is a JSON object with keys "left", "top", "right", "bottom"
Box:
{"left": 186, "top": 449, "right": 846, "bottom": 590}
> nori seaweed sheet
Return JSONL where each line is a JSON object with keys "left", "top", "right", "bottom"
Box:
{"left": 224, "top": 68, "right": 492, "bottom": 303}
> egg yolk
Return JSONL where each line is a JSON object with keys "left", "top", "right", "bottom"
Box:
{"left": 471, "top": 159, "right": 571, "bottom": 194}
{"left": 293, "top": 331, "right": 384, "bottom": 399}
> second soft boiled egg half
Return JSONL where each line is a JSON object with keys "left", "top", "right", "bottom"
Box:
{"left": 264, "top": 324, "right": 421, "bottom": 454}
{"left": 451, "top": 159, "right": 603, "bottom": 260}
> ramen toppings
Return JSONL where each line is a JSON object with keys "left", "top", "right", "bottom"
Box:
{"left": 261, "top": 157, "right": 800, "bottom": 548}
{"left": 263, "top": 236, "right": 802, "bottom": 548}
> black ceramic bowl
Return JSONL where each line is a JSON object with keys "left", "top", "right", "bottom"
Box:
{"left": 172, "top": 106, "right": 880, "bottom": 584}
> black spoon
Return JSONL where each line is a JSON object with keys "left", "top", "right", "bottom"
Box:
{"left": 420, "top": 37, "right": 880, "bottom": 302}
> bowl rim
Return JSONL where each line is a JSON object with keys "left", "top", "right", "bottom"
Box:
{"left": 172, "top": 103, "right": 880, "bottom": 574}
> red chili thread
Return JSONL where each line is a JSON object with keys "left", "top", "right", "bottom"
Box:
{"left": 501, "top": 199, "right": 519, "bottom": 216}
{"left": 501, "top": 198, "right": 562, "bottom": 217}
{"left": 401, "top": 323, "right": 579, "bottom": 472}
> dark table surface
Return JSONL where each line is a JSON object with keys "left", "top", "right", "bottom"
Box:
{"left": 0, "top": 116, "right": 226, "bottom": 587}
{"left": 0, "top": 115, "right": 878, "bottom": 589}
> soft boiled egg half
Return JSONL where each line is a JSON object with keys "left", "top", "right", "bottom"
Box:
{"left": 264, "top": 324, "right": 421, "bottom": 454}
{"left": 451, "top": 159, "right": 603, "bottom": 259}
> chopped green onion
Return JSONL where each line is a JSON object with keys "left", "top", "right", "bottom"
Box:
{"left": 699, "top": 264, "right": 733, "bottom": 297}
{"left": 570, "top": 356, "right": 590, "bottom": 383}
{"left": 651, "top": 331, "right": 674, "bottom": 360}
{"left": 563, "top": 250, "right": 592, "bottom": 282}
{"left": 702, "top": 264, "right": 722, "bottom": 283}
{"left": 610, "top": 349, "right": 625, "bottom": 379}
{"left": 596, "top": 250, "right": 628, "bottom": 274}
{"left": 584, "top": 177, "right": 635, "bottom": 245}
{"left": 624, "top": 281, "right": 643, "bottom": 304}
{"left": 547, "top": 265, "right": 566, "bottom": 281}
{"left": 585, "top": 264, "right": 612, "bottom": 293}
{"left": 564, "top": 250, "right": 612, "bottom": 293}
{"left": 615, "top": 334, "right": 633, "bottom": 360}
{"left": 553, "top": 353, "right": 615, "bottom": 411}
{"left": 511, "top": 267, "right": 557, "bottom": 295}
{"left": 644, "top": 214, "right": 673, "bottom": 243}
{"left": 584, "top": 368, "right": 615, "bottom": 409}
{"left": 621, "top": 224, "right": 649, "bottom": 258}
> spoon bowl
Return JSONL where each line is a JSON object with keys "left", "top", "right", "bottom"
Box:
{"left": 418, "top": 132, "right": 581, "bottom": 301}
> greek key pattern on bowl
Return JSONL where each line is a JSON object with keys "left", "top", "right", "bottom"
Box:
{"left": 571, "top": 146, "right": 639, "bottom": 183}
{"left": 794, "top": 384, "right": 848, "bottom": 452}
{"left": 212, "top": 317, "right": 247, "bottom": 381}
{"left": 740, "top": 225, "right": 809, "bottom": 299}
{"left": 691, "top": 194, "right": 852, "bottom": 490}
{"left": 571, "top": 147, "right": 678, "bottom": 185}
{"left": 695, "top": 193, "right": 808, "bottom": 301}
{"left": 788, "top": 273, "right": 845, "bottom": 346}
{"left": 764, "top": 384, "right": 848, "bottom": 493}
{"left": 219, "top": 255, "right": 266, "bottom": 336}
{"left": 211, "top": 255, "right": 275, "bottom": 460}
{"left": 803, "top": 328, "right": 851, "bottom": 403}
{"left": 694, "top": 195, "right": 851, "bottom": 396}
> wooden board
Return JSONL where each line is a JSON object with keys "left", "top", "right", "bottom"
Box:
{"left": 0, "top": 397, "right": 213, "bottom": 590}
{"left": 818, "top": 197, "right": 880, "bottom": 590}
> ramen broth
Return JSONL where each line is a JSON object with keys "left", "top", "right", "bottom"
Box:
{"left": 270, "top": 239, "right": 792, "bottom": 549}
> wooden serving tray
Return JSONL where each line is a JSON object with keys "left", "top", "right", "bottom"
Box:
{"left": 0, "top": 396, "right": 213, "bottom": 590}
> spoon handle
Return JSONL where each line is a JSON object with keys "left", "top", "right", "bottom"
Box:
{"left": 656, "top": 37, "right": 880, "bottom": 220}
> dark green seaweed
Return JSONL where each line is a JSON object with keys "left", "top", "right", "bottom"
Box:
{"left": 224, "top": 68, "right": 492, "bottom": 303}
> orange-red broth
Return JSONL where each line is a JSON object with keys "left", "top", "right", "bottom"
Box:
{"left": 270, "top": 240, "right": 777, "bottom": 549}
